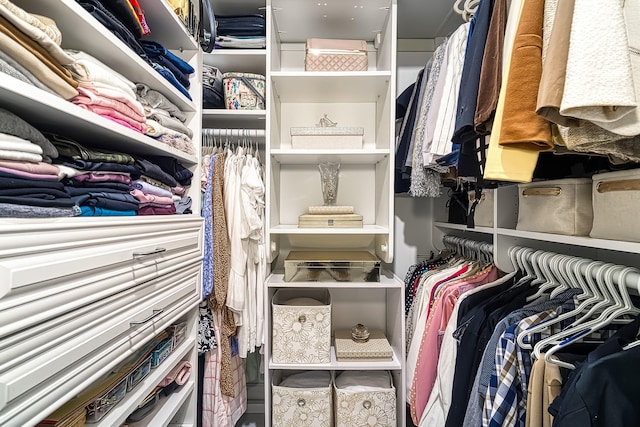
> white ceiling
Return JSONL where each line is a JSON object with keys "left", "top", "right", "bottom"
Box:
{"left": 397, "top": 0, "right": 463, "bottom": 39}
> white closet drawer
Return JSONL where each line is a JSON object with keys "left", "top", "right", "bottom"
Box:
{"left": 0, "top": 262, "right": 200, "bottom": 414}
{"left": 0, "top": 217, "right": 202, "bottom": 300}
{"left": 0, "top": 218, "right": 202, "bottom": 339}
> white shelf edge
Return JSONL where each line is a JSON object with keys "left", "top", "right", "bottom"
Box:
{"left": 0, "top": 76, "right": 197, "bottom": 165}
{"left": 269, "top": 345, "right": 402, "bottom": 370}
{"left": 266, "top": 270, "right": 402, "bottom": 288}
{"left": 202, "top": 109, "right": 266, "bottom": 117}
{"left": 271, "top": 149, "right": 390, "bottom": 164}
{"left": 434, "top": 222, "right": 495, "bottom": 235}
{"left": 135, "top": 381, "right": 195, "bottom": 427}
{"left": 204, "top": 49, "right": 267, "bottom": 57}
{"left": 269, "top": 225, "right": 390, "bottom": 234}
{"left": 96, "top": 338, "right": 196, "bottom": 427}
{"left": 496, "top": 228, "right": 640, "bottom": 254}
{"left": 271, "top": 70, "right": 392, "bottom": 78}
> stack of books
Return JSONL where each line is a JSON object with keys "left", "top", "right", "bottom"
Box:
{"left": 298, "top": 205, "right": 363, "bottom": 228}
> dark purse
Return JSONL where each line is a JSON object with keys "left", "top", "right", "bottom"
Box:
{"left": 447, "top": 188, "right": 468, "bottom": 225}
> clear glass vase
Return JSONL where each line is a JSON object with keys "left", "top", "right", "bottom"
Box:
{"left": 318, "top": 161, "right": 340, "bottom": 206}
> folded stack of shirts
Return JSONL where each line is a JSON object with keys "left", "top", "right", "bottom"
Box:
{"left": 51, "top": 135, "right": 139, "bottom": 216}
{"left": 0, "top": 0, "right": 81, "bottom": 99}
{"left": 140, "top": 40, "right": 194, "bottom": 100}
{"left": 144, "top": 155, "right": 193, "bottom": 214}
{"left": 65, "top": 50, "right": 146, "bottom": 133}
{"left": 133, "top": 157, "right": 180, "bottom": 215}
{"left": 214, "top": 14, "right": 266, "bottom": 49}
{"left": 136, "top": 83, "right": 195, "bottom": 155}
{"left": 0, "top": 109, "right": 79, "bottom": 218}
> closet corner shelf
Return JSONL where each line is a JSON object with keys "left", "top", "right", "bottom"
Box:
{"left": 434, "top": 222, "right": 494, "bottom": 235}
{"left": 271, "top": 149, "right": 389, "bottom": 164}
{"left": 269, "top": 345, "right": 402, "bottom": 371}
{"left": 95, "top": 337, "right": 196, "bottom": 427}
{"left": 0, "top": 77, "right": 197, "bottom": 165}
{"left": 138, "top": 0, "right": 198, "bottom": 50}
{"left": 266, "top": 270, "right": 402, "bottom": 288}
{"left": 270, "top": 72, "right": 392, "bottom": 103}
{"left": 496, "top": 228, "right": 640, "bottom": 254}
{"left": 202, "top": 109, "right": 266, "bottom": 118}
{"left": 203, "top": 50, "right": 267, "bottom": 74}
{"left": 270, "top": 224, "right": 390, "bottom": 234}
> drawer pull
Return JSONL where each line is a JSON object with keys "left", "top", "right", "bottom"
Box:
{"left": 298, "top": 315, "right": 307, "bottom": 323}
{"left": 363, "top": 400, "right": 372, "bottom": 409}
{"left": 297, "top": 398, "right": 306, "bottom": 407}
{"left": 596, "top": 179, "right": 640, "bottom": 193}
{"left": 132, "top": 247, "right": 167, "bottom": 258}
{"left": 130, "top": 309, "right": 163, "bottom": 327}
{"left": 522, "top": 187, "right": 562, "bottom": 197}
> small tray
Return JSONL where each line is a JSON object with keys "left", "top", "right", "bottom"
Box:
{"left": 85, "top": 377, "right": 127, "bottom": 423}
{"left": 151, "top": 338, "right": 173, "bottom": 368}
{"left": 126, "top": 355, "right": 152, "bottom": 392}
{"left": 284, "top": 251, "right": 380, "bottom": 282}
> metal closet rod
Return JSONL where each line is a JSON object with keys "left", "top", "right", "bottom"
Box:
{"left": 202, "top": 128, "right": 265, "bottom": 138}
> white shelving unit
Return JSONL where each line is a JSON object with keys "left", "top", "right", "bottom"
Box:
{"left": 0, "top": 1, "right": 203, "bottom": 426}
{"left": 264, "top": 1, "right": 404, "bottom": 426}
{"left": 431, "top": 185, "right": 640, "bottom": 273}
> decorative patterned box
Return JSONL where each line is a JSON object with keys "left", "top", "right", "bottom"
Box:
{"left": 333, "top": 371, "right": 396, "bottom": 427}
{"left": 284, "top": 251, "right": 381, "bottom": 282}
{"left": 305, "top": 38, "right": 368, "bottom": 72}
{"left": 290, "top": 126, "right": 364, "bottom": 149}
{"left": 222, "top": 72, "right": 266, "bottom": 110}
{"left": 272, "top": 288, "right": 331, "bottom": 364}
{"left": 272, "top": 371, "right": 333, "bottom": 427}
{"left": 334, "top": 329, "right": 393, "bottom": 361}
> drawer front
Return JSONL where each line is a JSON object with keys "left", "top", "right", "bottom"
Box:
{"left": 0, "top": 217, "right": 202, "bottom": 300}
{"left": 0, "top": 261, "right": 200, "bottom": 414}
{"left": 0, "top": 219, "right": 202, "bottom": 339}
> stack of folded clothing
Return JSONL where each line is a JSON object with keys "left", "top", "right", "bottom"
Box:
{"left": 0, "top": 109, "right": 79, "bottom": 218}
{"left": 132, "top": 157, "right": 181, "bottom": 215}
{"left": 140, "top": 40, "right": 194, "bottom": 100}
{"left": 136, "top": 83, "right": 195, "bottom": 155}
{"left": 51, "top": 134, "right": 140, "bottom": 216}
{"left": 215, "top": 14, "right": 266, "bottom": 49}
{"left": 65, "top": 50, "right": 146, "bottom": 133}
{"left": 145, "top": 155, "right": 193, "bottom": 214}
{"left": 75, "top": 0, "right": 193, "bottom": 100}
{"left": 0, "top": 0, "right": 80, "bottom": 99}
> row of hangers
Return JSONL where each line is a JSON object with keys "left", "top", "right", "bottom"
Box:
{"left": 452, "top": 0, "right": 480, "bottom": 23}
{"left": 507, "top": 246, "right": 640, "bottom": 369}
{"left": 201, "top": 128, "right": 264, "bottom": 159}
{"left": 442, "top": 235, "right": 494, "bottom": 264}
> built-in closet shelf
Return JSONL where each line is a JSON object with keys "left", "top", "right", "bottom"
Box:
{"left": 95, "top": 338, "right": 196, "bottom": 427}
{"left": 132, "top": 381, "right": 195, "bottom": 427}
{"left": 266, "top": 271, "right": 402, "bottom": 288}
{"left": 271, "top": 149, "right": 389, "bottom": 164}
{"left": 270, "top": 225, "right": 390, "bottom": 234}
{"left": 270, "top": 72, "right": 392, "bottom": 103}
{"left": 137, "top": 0, "right": 199, "bottom": 50}
{"left": 12, "top": 0, "right": 197, "bottom": 112}
{"left": 202, "top": 110, "right": 266, "bottom": 129}
{"left": 434, "top": 222, "right": 494, "bottom": 235}
{"left": 211, "top": 0, "right": 265, "bottom": 15}
{"left": 0, "top": 76, "right": 197, "bottom": 165}
{"left": 203, "top": 50, "right": 267, "bottom": 74}
{"left": 496, "top": 228, "right": 640, "bottom": 254}
{"left": 269, "top": 346, "right": 402, "bottom": 371}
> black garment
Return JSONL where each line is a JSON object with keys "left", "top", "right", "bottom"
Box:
{"left": 446, "top": 278, "right": 532, "bottom": 427}
{"left": 56, "top": 159, "right": 140, "bottom": 175}
{"left": 197, "top": 353, "right": 205, "bottom": 427}
{"left": 65, "top": 183, "right": 131, "bottom": 194}
{"left": 145, "top": 155, "right": 193, "bottom": 186}
{"left": 0, "top": 187, "right": 70, "bottom": 199}
{"left": 215, "top": 15, "right": 266, "bottom": 37}
{"left": 135, "top": 158, "right": 178, "bottom": 188}
{"left": 77, "top": 0, "right": 149, "bottom": 63}
{"left": 454, "top": 0, "right": 496, "bottom": 180}
{"left": 396, "top": 81, "right": 415, "bottom": 121}
{"left": 70, "top": 191, "right": 139, "bottom": 211}
{"left": 395, "top": 66, "right": 427, "bottom": 193}
{"left": 549, "top": 316, "right": 640, "bottom": 425}
{"left": 0, "top": 175, "right": 65, "bottom": 190}
{"left": 94, "top": 0, "right": 143, "bottom": 39}
{"left": 0, "top": 195, "right": 75, "bottom": 207}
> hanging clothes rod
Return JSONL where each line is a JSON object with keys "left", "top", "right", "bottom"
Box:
{"left": 202, "top": 128, "right": 265, "bottom": 138}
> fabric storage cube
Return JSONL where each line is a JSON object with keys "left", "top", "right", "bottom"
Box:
{"left": 468, "top": 188, "right": 494, "bottom": 228}
{"left": 272, "top": 288, "right": 331, "bottom": 364}
{"left": 590, "top": 169, "right": 640, "bottom": 242}
{"left": 222, "top": 72, "right": 266, "bottom": 110}
{"left": 334, "top": 371, "right": 396, "bottom": 427}
{"left": 516, "top": 178, "right": 593, "bottom": 236}
{"left": 272, "top": 371, "right": 333, "bottom": 427}
{"left": 305, "top": 38, "right": 368, "bottom": 71}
